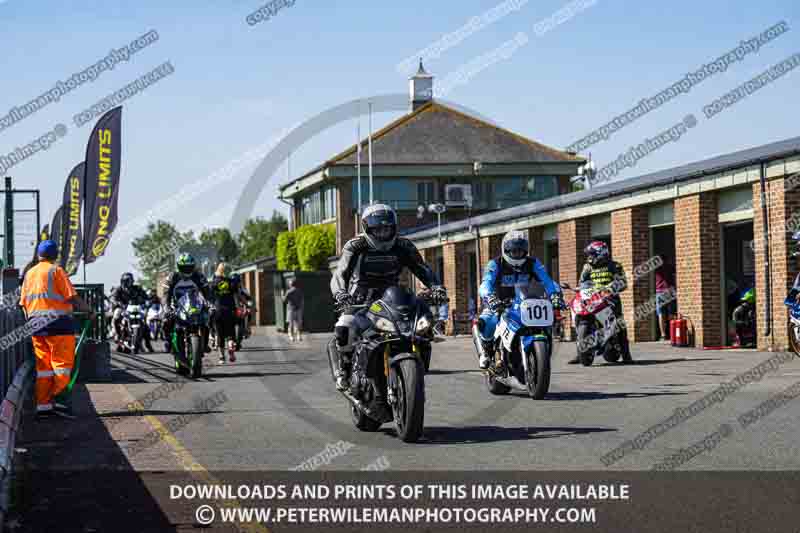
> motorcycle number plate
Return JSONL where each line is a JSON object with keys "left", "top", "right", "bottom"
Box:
{"left": 519, "top": 299, "right": 554, "bottom": 327}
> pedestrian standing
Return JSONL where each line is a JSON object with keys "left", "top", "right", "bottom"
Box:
{"left": 654, "top": 254, "right": 677, "bottom": 342}
{"left": 19, "top": 240, "right": 93, "bottom": 420}
{"left": 283, "top": 280, "right": 304, "bottom": 342}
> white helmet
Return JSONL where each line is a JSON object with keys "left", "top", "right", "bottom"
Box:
{"left": 501, "top": 230, "right": 529, "bottom": 268}
{"left": 361, "top": 203, "right": 398, "bottom": 252}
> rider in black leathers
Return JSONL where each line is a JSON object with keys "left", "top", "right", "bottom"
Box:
{"left": 210, "top": 263, "right": 238, "bottom": 364}
{"left": 163, "top": 253, "right": 212, "bottom": 354}
{"left": 111, "top": 272, "right": 153, "bottom": 352}
{"left": 330, "top": 203, "right": 446, "bottom": 391}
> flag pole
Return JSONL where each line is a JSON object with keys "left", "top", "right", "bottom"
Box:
{"left": 82, "top": 173, "right": 87, "bottom": 284}
{"left": 357, "top": 111, "right": 362, "bottom": 215}
{"left": 368, "top": 101, "right": 373, "bottom": 205}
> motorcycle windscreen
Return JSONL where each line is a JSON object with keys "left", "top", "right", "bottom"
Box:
{"left": 380, "top": 286, "right": 416, "bottom": 316}
{"left": 513, "top": 277, "right": 547, "bottom": 301}
{"left": 179, "top": 290, "right": 206, "bottom": 316}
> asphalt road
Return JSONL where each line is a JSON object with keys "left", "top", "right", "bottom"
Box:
{"left": 87, "top": 330, "right": 800, "bottom": 472}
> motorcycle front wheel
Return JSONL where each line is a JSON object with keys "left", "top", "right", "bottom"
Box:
{"left": 789, "top": 323, "right": 800, "bottom": 357}
{"left": 190, "top": 334, "right": 203, "bottom": 379}
{"left": 525, "top": 341, "right": 551, "bottom": 400}
{"left": 132, "top": 328, "right": 142, "bottom": 355}
{"left": 576, "top": 322, "right": 595, "bottom": 366}
{"left": 391, "top": 357, "right": 425, "bottom": 443}
{"left": 174, "top": 334, "right": 189, "bottom": 376}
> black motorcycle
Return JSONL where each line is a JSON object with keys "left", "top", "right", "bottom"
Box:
{"left": 171, "top": 289, "right": 210, "bottom": 379}
{"left": 327, "top": 287, "right": 440, "bottom": 443}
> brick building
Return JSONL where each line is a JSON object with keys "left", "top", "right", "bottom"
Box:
{"left": 407, "top": 135, "right": 800, "bottom": 350}
{"left": 277, "top": 62, "right": 585, "bottom": 257}
{"left": 272, "top": 62, "right": 800, "bottom": 351}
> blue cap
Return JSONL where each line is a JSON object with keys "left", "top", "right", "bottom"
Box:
{"left": 37, "top": 239, "right": 58, "bottom": 260}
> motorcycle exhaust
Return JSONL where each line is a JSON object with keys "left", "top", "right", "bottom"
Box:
{"left": 472, "top": 323, "right": 487, "bottom": 360}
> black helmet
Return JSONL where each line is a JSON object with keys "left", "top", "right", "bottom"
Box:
{"left": 120, "top": 272, "right": 134, "bottom": 289}
{"left": 361, "top": 203, "right": 398, "bottom": 252}
{"left": 176, "top": 253, "right": 196, "bottom": 277}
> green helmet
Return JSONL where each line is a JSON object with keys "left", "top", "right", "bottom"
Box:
{"left": 177, "top": 253, "right": 196, "bottom": 277}
{"left": 741, "top": 287, "right": 755, "bottom": 305}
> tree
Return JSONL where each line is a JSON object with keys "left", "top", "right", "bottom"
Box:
{"left": 198, "top": 228, "right": 240, "bottom": 264}
{"left": 238, "top": 211, "right": 288, "bottom": 263}
{"left": 132, "top": 220, "right": 196, "bottom": 288}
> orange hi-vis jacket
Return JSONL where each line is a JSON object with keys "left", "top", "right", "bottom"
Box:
{"left": 20, "top": 261, "right": 77, "bottom": 335}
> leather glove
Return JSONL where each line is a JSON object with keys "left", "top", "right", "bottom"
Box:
{"left": 431, "top": 285, "right": 448, "bottom": 305}
{"left": 334, "top": 292, "right": 353, "bottom": 312}
{"left": 486, "top": 294, "right": 503, "bottom": 314}
{"left": 550, "top": 292, "right": 567, "bottom": 310}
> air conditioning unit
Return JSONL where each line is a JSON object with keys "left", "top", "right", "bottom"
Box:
{"left": 444, "top": 184, "right": 473, "bottom": 207}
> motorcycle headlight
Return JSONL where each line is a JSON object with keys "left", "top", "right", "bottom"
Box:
{"left": 415, "top": 315, "right": 432, "bottom": 334}
{"left": 374, "top": 317, "right": 397, "bottom": 333}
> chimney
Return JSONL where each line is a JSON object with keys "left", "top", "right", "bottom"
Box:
{"left": 409, "top": 58, "right": 433, "bottom": 111}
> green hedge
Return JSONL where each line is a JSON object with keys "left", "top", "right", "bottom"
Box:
{"left": 276, "top": 223, "right": 335, "bottom": 271}
{"left": 276, "top": 231, "right": 298, "bottom": 270}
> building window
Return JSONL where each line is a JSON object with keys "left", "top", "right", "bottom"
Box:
{"left": 299, "top": 185, "right": 337, "bottom": 226}
{"left": 417, "top": 181, "right": 436, "bottom": 206}
{"left": 471, "top": 182, "right": 493, "bottom": 210}
{"left": 352, "top": 179, "right": 418, "bottom": 211}
{"left": 493, "top": 176, "right": 559, "bottom": 209}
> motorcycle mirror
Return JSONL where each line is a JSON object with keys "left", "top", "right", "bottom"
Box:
{"left": 560, "top": 282, "right": 572, "bottom": 291}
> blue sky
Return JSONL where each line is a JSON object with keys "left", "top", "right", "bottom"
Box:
{"left": 1, "top": 0, "right": 798, "bottom": 286}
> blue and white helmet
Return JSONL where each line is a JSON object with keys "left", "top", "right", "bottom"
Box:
{"left": 502, "top": 230, "right": 529, "bottom": 268}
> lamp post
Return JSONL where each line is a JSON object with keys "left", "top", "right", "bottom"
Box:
{"left": 429, "top": 203, "right": 446, "bottom": 241}
{"left": 577, "top": 159, "right": 597, "bottom": 190}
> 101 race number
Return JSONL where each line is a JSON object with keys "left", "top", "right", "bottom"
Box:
{"left": 520, "top": 299, "right": 554, "bottom": 327}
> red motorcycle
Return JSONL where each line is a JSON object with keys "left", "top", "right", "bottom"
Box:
{"left": 235, "top": 302, "right": 253, "bottom": 349}
{"left": 563, "top": 281, "right": 631, "bottom": 366}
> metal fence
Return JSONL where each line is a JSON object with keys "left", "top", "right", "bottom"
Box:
{"left": 0, "top": 306, "right": 33, "bottom": 401}
{"left": 74, "top": 284, "right": 107, "bottom": 341}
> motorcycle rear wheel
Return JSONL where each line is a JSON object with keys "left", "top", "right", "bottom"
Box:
{"left": 351, "top": 404, "right": 382, "bottom": 432}
{"left": 391, "top": 357, "right": 425, "bottom": 443}
{"left": 486, "top": 372, "right": 511, "bottom": 395}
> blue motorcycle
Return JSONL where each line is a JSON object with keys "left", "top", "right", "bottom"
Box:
{"left": 474, "top": 280, "right": 554, "bottom": 399}
{"left": 785, "top": 268, "right": 800, "bottom": 356}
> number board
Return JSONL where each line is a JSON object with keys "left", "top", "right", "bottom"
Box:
{"left": 519, "top": 299, "right": 554, "bottom": 327}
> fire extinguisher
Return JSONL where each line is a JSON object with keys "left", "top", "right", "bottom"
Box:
{"left": 671, "top": 315, "right": 689, "bottom": 347}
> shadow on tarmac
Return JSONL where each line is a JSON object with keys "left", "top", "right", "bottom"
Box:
{"left": 413, "top": 424, "right": 616, "bottom": 445}
{"left": 10, "top": 384, "right": 178, "bottom": 532}
{"left": 542, "top": 390, "right": 688, "bottom": 401}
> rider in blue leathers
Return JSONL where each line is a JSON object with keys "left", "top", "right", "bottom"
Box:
{"left": 476, "top": 230, "right": 565, "bottom": 369}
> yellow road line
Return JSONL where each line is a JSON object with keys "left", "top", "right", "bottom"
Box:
{"left": 117, "top": 385, "right": 271, "bottom": 533}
